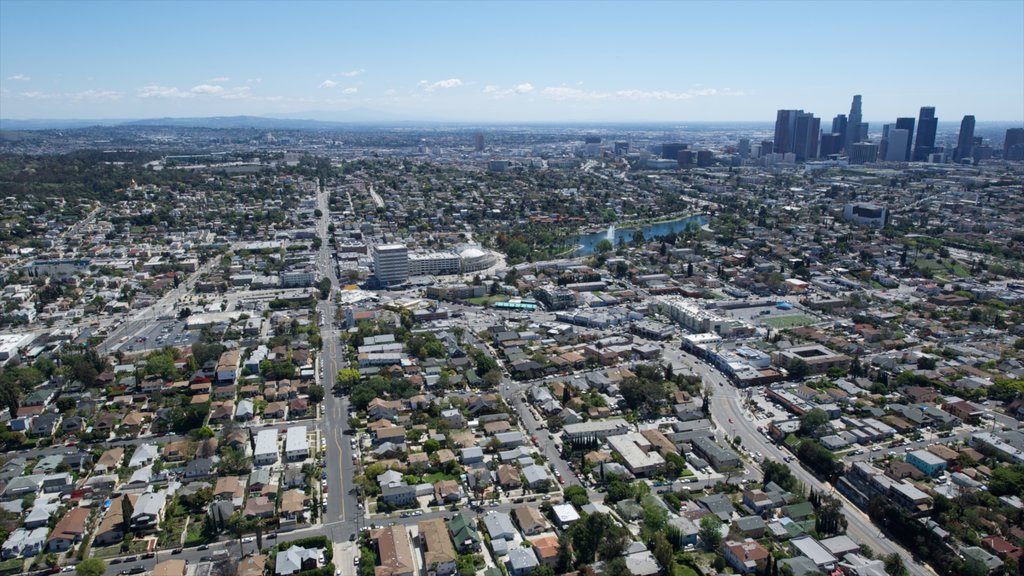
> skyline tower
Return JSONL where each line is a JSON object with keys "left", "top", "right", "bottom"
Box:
{"left": 774, "top": 109, "right": 800, "bottom": 157}
{"left": 793, "top": 112, "right": 821, "bottom": 162}
{"left": 913, "top": 106, "right": 938, "bottom": 161}
{"left": 954, "top": 115, "right": 976, "bottom": 162}
{"left": 845, "top": 95, "right": 863, "bottom": 152}
{"left": 831, "top": 114, "right": 848, "bottom": 150}
{"left": 1005, "top": 128, "right": 1024, "bottom": 160}
{"left": 895, "top": 117, "right": 916, "bottom": 161}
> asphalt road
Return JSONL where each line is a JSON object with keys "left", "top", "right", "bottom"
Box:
{"left": 316, "top": 183, "right": 360, "bottom": 542}
{"left": 676, "top": 350, "right": 936, "bottom": 576}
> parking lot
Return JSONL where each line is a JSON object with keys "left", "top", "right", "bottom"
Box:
{"left": 115, "top": 318, "right": 198, "bottom": 353}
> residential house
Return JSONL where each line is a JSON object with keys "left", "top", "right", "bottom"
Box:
{"left": 275, "top": 546, "right": 319, "bottom": 576}
{"left": 130, "top": 491, "right": 167, "bottom": 533}
{"left": 47, "top": 507, "right": 90, "bottom": 552}
{"left": 506, "top": 548, "right": 539, "bottom": 576}
{"left": 94, "top": 495, "right": 132, "bottom": 546}
{"left": 419, "top": 518, "right": 457, "bottom": 576}
{"left": 724, "top": 539, "right": 770, "bottom": 574}
{"left": 372, "top": 526, "right": 416, "bottom": 576}
{"left": 513, "top": 506, "right": 549, "bottom": 536}
{"left": 448, "top": 512, "right": 482, "bottom": 553}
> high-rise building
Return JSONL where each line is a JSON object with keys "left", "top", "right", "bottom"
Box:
{"left": 696, "top": 150, "right": 715, "bottom": 167}
{"left": 895, "top": 117, "right": 916, "bottom": 161}
{"left": 819, "top": 133, "right": 842, "bottom": 157}
{"left": 1005, "top": 128, "right": 1024, "bottom": 160}
{"left": 737, "top": 139, "right": 750, "bottom": 159}
{"left": 774, "top": 110, "right": 800, "bottom": 157}
{"left": 761, "top": 140, "right": 774, "bottom": 156}
{"left": 373, "top": 244, "right": 409, "bottom": 286}
{"left": 793, "top": 113, "right": 821, "bottom": 162}
{"left": 885, "top": 129, "right": 910, "bottom": 162}
{"left": 845, "top": 95, "right": 863, "bottom": 152}
{"left": 613, "top": 141, "right": 629, "bottom": 156}
{"left": 954, "top": 115, "right": 976, "bottom": 163}
{"left": 913, "top": 107, "right": 938, "bottom": 161}
{"left": 662, "top": 143, "right": 689, "bottom": 160}
{"left": 473, "top": 133, "right": 484, "bottom": 152}
{"left": 677, "top": 150, "right": 695, "bottom": 167}
{"left": 831, "top": 115, "right": 848, "bottom": 150}
{"left": 849, "top": 142, "right": 878, "bottom": 165}
{"left": 774, "top": 110, "right": 819, "bottom": 161}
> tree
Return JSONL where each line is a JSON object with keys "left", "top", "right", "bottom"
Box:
{"left": 595, "top": 239, "right": 613, "bottom": 254}
{"left": 787, "top": 358, "right": 809, "bottom": 380}
{"left": 423, "top": 439, "right": 441, "bottom": 454}
{"left": 698, "top": 515, "right": 723, "bottom": 550}
{"left": 762, "top": 460, "right": 797, "bottom": 492}
{"left": 337, "top": 368, "right": 362, "bottom": 390}
{"left": 307, "top": 384, "right": 325, "bottom": 404}
{"left": 77, "top": 558, "right": 107, "bottom": 576}
{"left": 799, "top": 408, "right": 829, "bottom": 437}
{"left": 883, "top": 553, "right": 908, "bottom": 576}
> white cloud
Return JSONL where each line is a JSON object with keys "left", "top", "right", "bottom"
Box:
{"left": 340, "top": 69, "right": 365, "bottom": 77}
{"left": 137, "top": 85, "right": 194, "bottom": 98}
{"left": 19, "top": 91, "right": 49, "bottom": 99}
{"left": 483, "top": 83, "right": 535, "bottom": 98}
{"left": 71, "top": 90, "right": 122, "bottom": 102}
{"left": 540, "top": 86, "right": 744, "bottom": 102}
{"left": 208, "top": 76, "right": 230, "bottom": 83}
{"left": 541, "top": 87, "right": 606, "bottom": 101}
{"left": 220, "top": 86, "right": 252, "bottom": 100}
{"left": 342, "top": 87, "right": 358, "bottom": 95}
{"left": 246, "top": 78, "right": 263, "bottom": 84}
{"left": 320, "top": 80, "right": 339, "bottom": 89}
{"left": 383, "top": 89, "right": 398, "bottom": 96}
{"left": 418, "top": 78, "right": 462, "bottom": 91}
{"left": 190, "top": 84, "right": 225, "bottom": 94}
{"left": 7, "top": 74, "right": 31, "bottom": 81}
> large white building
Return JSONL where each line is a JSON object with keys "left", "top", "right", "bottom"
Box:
{"left": 373, "top": 244, "right": 410, "bottom": 286}
{"left": 409, "top": 252, "right": 461, "bottom": 277}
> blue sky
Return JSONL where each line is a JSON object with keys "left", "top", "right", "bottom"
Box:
{"left": 1, "top": 0, "right": 1022, "bottom": 122}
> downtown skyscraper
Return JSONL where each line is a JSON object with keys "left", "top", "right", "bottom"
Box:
{"left": 774, "top": 109, "right": 820, "bottom": 162}
{"left": 954, "top": 115, "right": 976, "bottom": 163}
{"left": 894, "top": 117, "right": 916, "bottom": 161}
{"left": 845, "top": 95, "right": 863, "bottom": 152}
{"left": 913, "top": 106, "right": 938, "bottom": 161}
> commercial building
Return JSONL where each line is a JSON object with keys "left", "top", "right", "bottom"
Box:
{"left": 895, "top": 117, "right": 916, "bottom": 160}
{"left": 843, "top": 203, "right": 888, "bottom": 228}
{"left": 562, "top": 419, "right": 630, "bottom": 442}
{"left": 772, "top": 344, "right": 851, "bottom": 375}
{"left": 913, "top": 106, "right": 938, "bottom": 161}
{"left": 906, "top": 450, "right": 947, "bottom": 476}
{"left": 409, "top": 252, "right": 461, "bottom": 277}
{"left": 607, "top": 433, "right": 666, "bottom": 476}
{"left": 374, "top": 244, "right": 410, "bottom": 286}
{"left": 954, "top": 115, "right": 976, "bottom": 163}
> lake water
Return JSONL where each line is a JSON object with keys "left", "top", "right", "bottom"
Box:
{"left": 574, "top": 214, "right": 708, "bottom": 255}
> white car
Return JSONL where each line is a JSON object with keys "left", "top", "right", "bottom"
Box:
{"left": 241, "top": 537, "right": 254, "bottom": 543}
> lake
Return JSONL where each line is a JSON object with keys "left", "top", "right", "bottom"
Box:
{"left": 574, "top": 214, "right": 708, "bottom": 255}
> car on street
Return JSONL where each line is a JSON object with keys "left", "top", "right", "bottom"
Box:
{"left": 241, "top": 537, "right": 254, "bottom": 543}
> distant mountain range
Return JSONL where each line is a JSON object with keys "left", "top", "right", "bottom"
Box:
{"left": 0, "top": 113, "right": 410, "bottom": 131}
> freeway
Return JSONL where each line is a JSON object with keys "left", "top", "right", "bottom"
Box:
{"left": 672, "top": 349, "right": 935, "bottom": 576}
